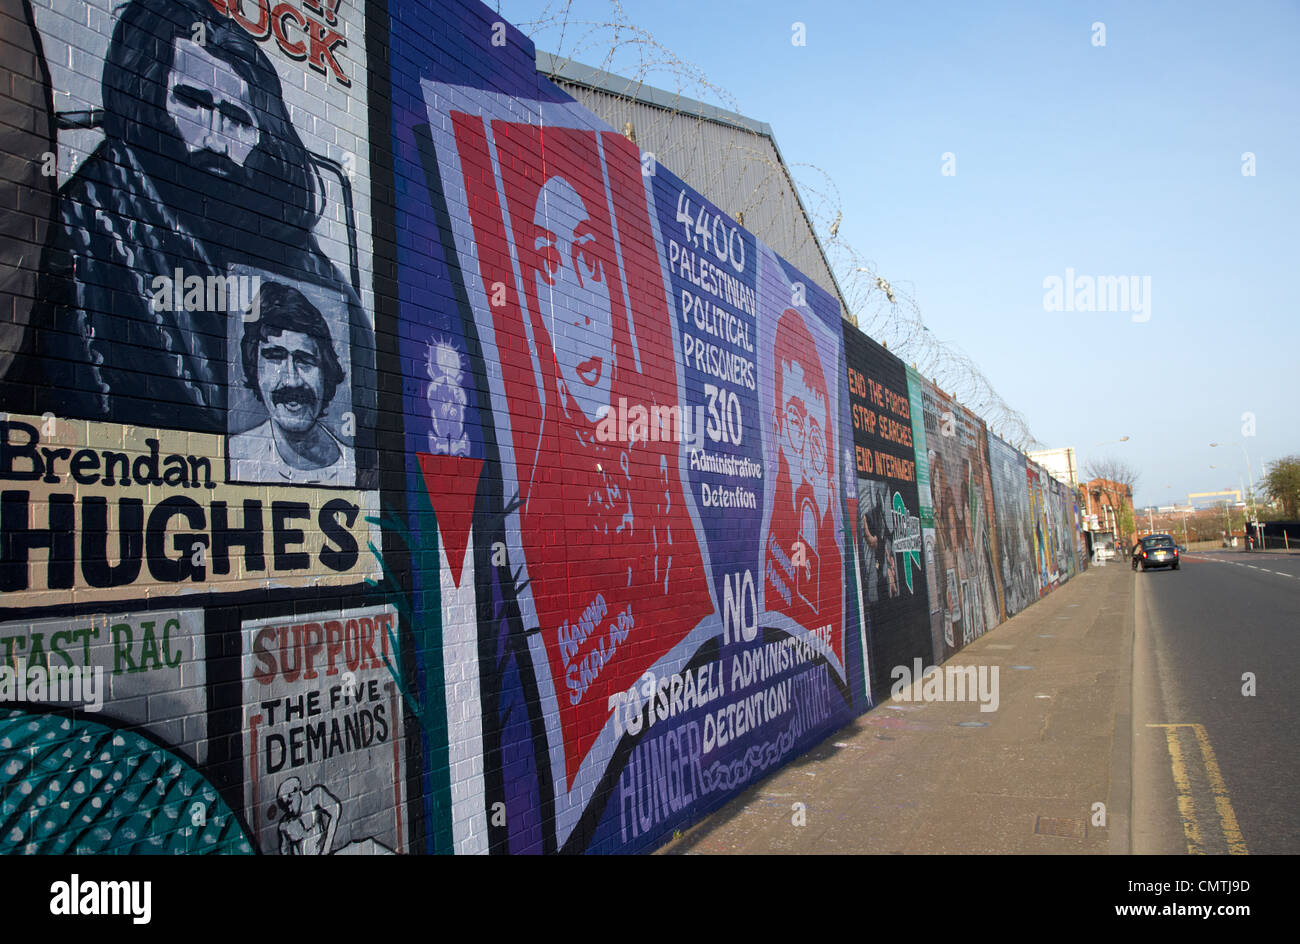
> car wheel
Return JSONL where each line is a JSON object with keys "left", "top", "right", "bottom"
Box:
{"left": 1173, "top": 561, "right": 1180, "bottom": 570}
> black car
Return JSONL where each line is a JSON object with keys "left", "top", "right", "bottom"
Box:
{"left": 1132, "top": 534, "right": 1181, "bottom": 571}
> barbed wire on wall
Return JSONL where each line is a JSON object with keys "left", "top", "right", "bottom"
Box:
{"left": 504, "top": 0, "right": 743, "bottom": 115}
{"left": 792, "top": 165, "right": 1040, "bottom": 450}
{"left": 500, "top": 1, "right": 1041, "bottom": 452}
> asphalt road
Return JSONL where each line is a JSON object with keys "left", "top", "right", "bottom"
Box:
{"left": 1131, "top": 550, "right": 1300, "bottom": 854}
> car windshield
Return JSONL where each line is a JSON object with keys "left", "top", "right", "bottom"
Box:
{"left": 1142, "top": 536, "right": 1175, "bottom": 548}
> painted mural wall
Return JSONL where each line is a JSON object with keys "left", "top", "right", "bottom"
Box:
{"left": 843, "top": 327, "right": 930, "bottom": 702}
{"left": 0, "top": 0, "right": 1085, "bottom": 855}
{"left": 987, "top": 432, "right": 1038, "bottom": 618}
{"left": 912, "top": 376, "right": 1005, "bottom": 664}
{"left": 1027, "top": 459, "right": 1080, "bottom": 596}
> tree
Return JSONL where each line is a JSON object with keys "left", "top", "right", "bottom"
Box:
{"left": 1261, "top": 455, "right": 1300, "bottom": 519}
{"left": 1084, "top": 456, "right": 1140, "bottom": 546}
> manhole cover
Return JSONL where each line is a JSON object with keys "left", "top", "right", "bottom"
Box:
{"left": 1034, "top": 816, "right": 1087, "bottom": 839}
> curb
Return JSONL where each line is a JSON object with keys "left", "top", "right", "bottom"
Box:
{"left": 1108, "top": 567, "right": 1136, "bottom": 854}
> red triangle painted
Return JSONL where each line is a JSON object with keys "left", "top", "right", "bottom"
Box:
{"left": 417, "top": 452, "right": 483, "bottom": 588}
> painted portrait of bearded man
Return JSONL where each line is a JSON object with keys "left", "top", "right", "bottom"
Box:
{"left": 14, "top": 0, "right": 372, "bottom": 458}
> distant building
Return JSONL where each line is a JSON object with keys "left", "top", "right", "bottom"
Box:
{"left": 1083, "top": 477, "right": 1133, "bottom": 538}
{"left": 1187, "top": 489, "right": 1242, "bottom": 510}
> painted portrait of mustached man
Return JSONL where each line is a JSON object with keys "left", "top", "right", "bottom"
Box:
{"left": 229, "top": 282, "right": 356, "bottom": 485}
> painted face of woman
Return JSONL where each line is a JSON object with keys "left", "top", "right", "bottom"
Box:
{"left": 532, "top": 176, "right": 614, "bottom": 424}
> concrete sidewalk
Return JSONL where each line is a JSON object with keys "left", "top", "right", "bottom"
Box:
{"left": 659, "top": 560, "right": 1136, "bottom": 854}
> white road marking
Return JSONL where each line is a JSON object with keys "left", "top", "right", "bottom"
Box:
{"left": 1186, "top": 555, "right": 1298, "bottom": 579}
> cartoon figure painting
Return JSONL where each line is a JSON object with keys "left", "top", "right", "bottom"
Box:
{"left": 272, "top": 776, "right": 397, "bottom": 855}
{"left": 425, "top": 339, "right": 470, "bottom": 457}
{"left": 276, "top": 777, "right": 341, "bottom": 855}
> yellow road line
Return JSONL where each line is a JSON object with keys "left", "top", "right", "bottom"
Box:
{"left": 1190, "top": 724, "right": 1250, "bottom": 855}
{"left": 1149, "top": 724, "right": 1203, "bottom": 854}
{"left": 1147, "top": 724, "right": 1249, "bottom": 855}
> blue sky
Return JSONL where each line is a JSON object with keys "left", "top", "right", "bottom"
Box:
{"left": 495, "top": 0, "right": 1299, "bottom": 508}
